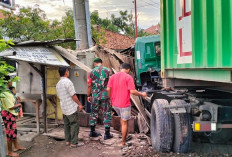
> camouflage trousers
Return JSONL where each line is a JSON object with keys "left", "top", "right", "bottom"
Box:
{"left": 89, "top": 98, "right": 112, "bottom": 128}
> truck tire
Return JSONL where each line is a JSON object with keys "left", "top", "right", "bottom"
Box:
{"left": 170, "top": 100, "right": 192, "bottom": 153}
{"left": 150, "top": 99, "right": 174, "bottom": 152}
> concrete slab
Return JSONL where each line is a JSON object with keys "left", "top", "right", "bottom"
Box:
{"left": 18, "top": 132, "right": 38, "bottom": 142}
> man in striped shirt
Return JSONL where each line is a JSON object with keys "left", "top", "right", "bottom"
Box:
{"left": 56, "top": 67, "right": 84, "bottom": 148}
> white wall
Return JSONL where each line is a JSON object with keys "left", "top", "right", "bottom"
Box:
{"left": 16, "top": 61, "right": 42, "bottom": 114}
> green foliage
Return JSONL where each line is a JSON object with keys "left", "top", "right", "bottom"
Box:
{"left": 59, "top": 10, "right": 76, "bottom": 49}
{"left": 0, "top": 7, "right": 77, "bottom": 49}
{"left": 92, "top": 26, "right": 106, "bottom": 45}
{"left": 0, "top": 7, "right": 50, "bottom": 41}
{"left": 45, "top": 10, "right": 76, "bottom": 49}
{"left": 0, "top": 39, "right": 14, "bottom": 51}
{"left": 90, "top": 10, "right": 150, "bottom": 38}
{"left": 0, "top": 39, "right": 19, "bottom": 101}
{"left": 0, "top": 6, "right": 150, "bottom": 50}
{"left": 90, "top": 11, "right": 107, "bottom": 44}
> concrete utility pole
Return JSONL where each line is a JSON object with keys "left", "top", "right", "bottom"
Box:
{"left": 73, "top": 0, "right": 92, "bottom": 50}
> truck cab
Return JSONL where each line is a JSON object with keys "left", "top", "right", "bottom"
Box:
{"left": 135, "top": 35, "right": 161, "bottom": 91}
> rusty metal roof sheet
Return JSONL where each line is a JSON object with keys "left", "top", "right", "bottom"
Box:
{"left": 14, "top": 38, "right": 79, "bottom": 46}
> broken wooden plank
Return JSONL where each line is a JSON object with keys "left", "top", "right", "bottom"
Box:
{"left": 137, "top": 113, "right": 149, "bottom": 133}
{"left": 53, "top": 46, "right": 92, "bottom": 73}
{"left": 130, "top": 95, "right": 150, "bottom": 128}
{"left": 103, "top": 47, "right": 126, "bottom": 63}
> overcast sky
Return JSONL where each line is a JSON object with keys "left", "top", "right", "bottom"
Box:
{"left": 14, "top": 0, "right": 160, "bottom": 29}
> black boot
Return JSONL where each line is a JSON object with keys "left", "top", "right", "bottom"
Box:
{"left": 89, "top": 125, "right": 101, "bottom": 137}
{"left": 104, "top": 127, "right": 113, "bottom": 140}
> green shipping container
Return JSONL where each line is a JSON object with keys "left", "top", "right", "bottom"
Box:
{"left": 161, "top": 0, "right": 232, "bottom": 83}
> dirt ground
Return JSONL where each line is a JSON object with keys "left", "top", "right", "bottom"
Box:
{"left": 17, "top": 127, "right": 154, "bottom": 157}
{"left": 21, "top": 135, "right": 116, "bottom": 157}
{"left": 16, "top": 135, "right": 232, "bottom": 157}
{"left": 1, "top": 125, "right": 232, "bottom": 157}
{"left": 12, "top": 130, "right": 232, "bottom": 157}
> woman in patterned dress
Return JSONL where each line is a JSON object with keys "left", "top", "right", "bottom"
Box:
{"left": 1, "top": 79, "right": 26, "bottom": 157}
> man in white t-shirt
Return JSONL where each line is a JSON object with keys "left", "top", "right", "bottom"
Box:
{"left": 56, "top": 67, "right": 84, "bottom": 148}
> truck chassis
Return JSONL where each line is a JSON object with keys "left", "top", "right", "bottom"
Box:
{"left": 142, "top": 87, "right": 232, "bottom": 153}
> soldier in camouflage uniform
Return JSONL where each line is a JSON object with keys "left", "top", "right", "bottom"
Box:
{"left": 87, "top": 58, "right": 113, "bottom": 140}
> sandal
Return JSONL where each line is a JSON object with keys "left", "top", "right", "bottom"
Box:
{"left": 119, "top": 134, "right": 132, "bottom": 140}
{"left": 13, "top": 147, "right": 26, "bottom": 151}
{"left": 121, "top": 145, "right": 128, "bottom": 152}
{"left": 7, "top": 152, "right": 19, "bottom": 157}
{"left": 66, "top": 142, "right": 70, "bottom": 146}
{"left": 126, "top": 142, "right": 132, "bottom": 147}
{"left": 120, "top": 142, "right": 132, "bottom": 150}
{"left": 70, "top": 142, "right": 85, "bottom": 148}
{"left": 126, "top": 135, "right": 132, "bottom": 142}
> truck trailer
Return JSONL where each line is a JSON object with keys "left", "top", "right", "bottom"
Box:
{"left": 135, "top": 0, "right": 232, "bottom": 153}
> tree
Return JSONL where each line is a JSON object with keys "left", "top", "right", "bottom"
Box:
{"left": 0, "top": 8, "right": 77, "bottom": 49}
{"left": 0, "top": 6, "right": 150, "bottom": 50}
{"left": 0, "top": 7, "right": 50, "bottom": 41}
{"left": 55, "top": 10, "right": 76, "bottom": 49}
{"left": 111, "top": 10, "right": 129, "bottom": 33}
{"left": 90, "top": 11, "right": 108, "bottom": 44}
{"left": 46, "top": 20, "right": 63, "bottom": 39}
{"left": 91, "top": 10, "right": 150, "bottom": 38}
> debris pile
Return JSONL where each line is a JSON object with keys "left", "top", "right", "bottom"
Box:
{"left": 121, "top": 134, "right": 154, "bottom": 157}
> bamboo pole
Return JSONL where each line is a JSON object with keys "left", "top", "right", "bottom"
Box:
{"left": 0, "top": 105, "right": 6, "bottom": 157}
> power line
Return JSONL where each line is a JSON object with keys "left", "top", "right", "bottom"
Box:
{"left": 147, "top": 0, "right": 160, "bottom": 6}
{"left": 140, "top": 0, "right": 159, "bottom": 9}
{"left": 129, "top": 4, "right": 157, "bottom": 10}
{"left": 151, "top": 0, "right": 160, "bottom": 5}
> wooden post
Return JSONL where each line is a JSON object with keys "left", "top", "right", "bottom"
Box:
{"left": 41, "top": 65, "right": 48, "bottom": 133}
{"left": 54, "top": 97, "right": 58, "bottom": 125}
{"left": 35, "top": 100, "right": 40, "bottom": 134}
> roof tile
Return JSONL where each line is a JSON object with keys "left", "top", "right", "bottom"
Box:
{"left": 99, "top": 29, "right": 135, "bottom": 50}
{"left": 144, "top": 24, "right": 160, "bottom": 34}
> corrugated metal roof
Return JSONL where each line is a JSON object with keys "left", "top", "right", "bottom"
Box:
{"left": 1, "top": 39, "right": 77, "bottom": 66}
{"left": 14, "top": 38, "right": 79, "bottom": 46}
{"left": 3, "top": 46, "right": 69, "bottom": 66}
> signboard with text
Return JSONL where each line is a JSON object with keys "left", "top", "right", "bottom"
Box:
{"left": 4, "top": 46, "right": 69, "bottom": 66}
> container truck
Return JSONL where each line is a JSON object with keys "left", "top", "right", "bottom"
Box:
{"left": 135, "top": 0, "right": 232, "bottom": 153}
